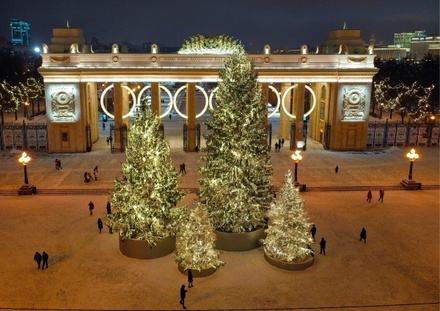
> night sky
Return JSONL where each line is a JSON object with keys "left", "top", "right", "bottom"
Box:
{"left": 1, "top": 0, "right": 439, "bottom": 50}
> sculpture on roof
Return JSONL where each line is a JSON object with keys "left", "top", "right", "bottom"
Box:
{"left": 178, "top": 34, "right": 244, "bottom": 55}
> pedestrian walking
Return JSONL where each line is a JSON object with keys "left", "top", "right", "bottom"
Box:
{"left": 275, "top": 142, "right": 279, "bottom": 152}
{"left": 57, "top": 159, "right": 62, "bottom": 169}
{"left": 42, "top": 251, "right": 49, "bottom": 270}
{"left": 93, "top": 170, "right": 98, "bottom": 181}
{"left": 359, "top": 227, "right": 367, "bottom": 243}
{"left": 34, "top": 251, "right": 42, "bottom": 269}
{"left": 378, "top": 189, "right": 384, "bottom": 203}
{"left": 180, "top": 163, "right": 186, "bottom": 174}
{"left": 97, "top": 218, "right": 103, "bottom": 233}
{"left": 180, "top": 284, "right": 188, "bottom": 309}
{"left": 281, "top": 138, "right": 285, "bottom": 147}
{"left": 54, "top": 159, "right": 59, "bottom": 170}
{"left": 88, "top": 201, "right": 95, "bottom": 215}
{"left": 319, "top": 237, "right": 326, "bottom": 255}
{"left": 102, "top": 122, "right": 105, "bottom": 131}
{"left": 335, "top": 165, "right": 339, "bottom": 173}
{"left": 310, "top": 224, "right": 317, "bottom": 240}
{"left": 366, "top": 190, "right": 372, "bottom": 203}
{"left": 106, "top": 137, "right": 110, "bottom": 145}
{"left": 188, "top": 269, "right": 194, "bottom": 288}
{"left": 106, "top": 201, "right": 111, "bottom": 214}
{"left": 169, "top": 113, "right": 172, "bottom": 119}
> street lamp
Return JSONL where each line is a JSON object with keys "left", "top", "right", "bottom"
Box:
{"left": 18, "top": 151, "right": 35, "bottom": 195}
{"left": 19, "top": 151, "right": 31, "bottom": 184}
{"left": 291, "top": 149, "right": 302, "bottom": 186}
{"left": 406, "top": 148, "right": 419, "bottom": 180}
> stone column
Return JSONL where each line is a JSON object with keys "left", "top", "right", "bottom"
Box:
{"left": 186, "top": 82, "right": 197, "bottom": 152}
{"left": 293, "top": 83, "right": 306, "bottom": 148}
{"left": 151, "top": 82, "right": 161, "bottom": 117}
{"left": 279, "top": 83, "right": 292, "bottom": 141}
{"left": 113, "top": 82, "right": 129, "bottom": 152}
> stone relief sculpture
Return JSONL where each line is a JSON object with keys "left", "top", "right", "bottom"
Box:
{"left": 51, "top": 88, "right": 76, "bottom": 122}
{"left": 342, "top": 87, "right": 366, "bottom": 120}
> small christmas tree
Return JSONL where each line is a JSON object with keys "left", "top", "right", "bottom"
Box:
{"left": 263, "top": 170, "right": 314, "bottom": 263}
{"left": 107, "top": 105, "right": 185, "bottom": 245}
{"left": 175, "top": 203, "right": 225, "bottom": 271}
{"left": 199, "top": 50, "right": 273, "bottom": 233}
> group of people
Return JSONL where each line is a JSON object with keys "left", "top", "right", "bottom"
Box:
{"left": 90, "top": 201, "right": 113, "bottom": 234}
{"left": 33, "top": 251, "right": 49, "bottom": 270}
{"left": 367, "top": 189, "right": 385, "bottom": 203}
{"left": 54, "top": 159, "right": 62, "bottom": 170}
{"left": 179, "top": 269, "right": 193, "bottom": 309}
{"left": 310, "top": 224, "right": 368, "bottom": 256}
{"left": 84, "top": 166, "right": 99, "bottom": 183}
{"left": 274, "top": 138, "right": 285, "bottom": 152}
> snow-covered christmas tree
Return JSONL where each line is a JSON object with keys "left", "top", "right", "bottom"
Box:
{"left": 107, "top": 105, "right": 185, "bottom": 245}
{"left": 175, "top": 203, "right": 225, "bottom": 272}
{"left": 198, "top": 50, "right": 273, "bottom": 233}
{"left": 263, "top": 170, "right": 314, "bottom": 263}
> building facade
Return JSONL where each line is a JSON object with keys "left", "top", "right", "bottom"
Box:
{"left": 10, "top": 19, "right": 30, "bottom": 46}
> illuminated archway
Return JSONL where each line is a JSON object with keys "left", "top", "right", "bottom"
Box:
{"left": 100, "top": 84, "right": 137, "bottom": 119}
{"left": 173, "top": 85, "right": 209, "bottom": 119}
{"left": 281, "top": 85, "right": 317, "bottom": 119}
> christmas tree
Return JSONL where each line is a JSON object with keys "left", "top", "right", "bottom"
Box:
{"left": 175, "top": 203, "right": 225, "bottom": 271}
{"left": 107, "top": 105, "right": 185, "bottom": 245}
{"left": 198, "top": 51, "right": 273, "bottom": 233}
{"left": 263, "top": 170, "right": 314, "bottom": 263}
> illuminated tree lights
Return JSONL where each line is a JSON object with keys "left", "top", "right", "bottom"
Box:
{"left": 175, "top": 203, "right": 225, "bottom": 272}
{"left": 198, "top": 51, "right": 273, "bottom": 233}
{"left": 263, "top": 170, "right": 314, "bottom": 263}
{"left": 107, "top": 106, "right": 185, "bottom": 244}
{"left": 0, "top": 77, "right": 44, "bottom": 112}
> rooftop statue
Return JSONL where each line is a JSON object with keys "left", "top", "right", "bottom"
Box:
{"left": 178, "top": 34, "right": 244, "bottom": 55}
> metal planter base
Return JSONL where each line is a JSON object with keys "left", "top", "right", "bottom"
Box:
{"left": 119, "top": 235, "right": 176, "bottom": 259}
{"left": 215, "top": 227, "right": 266, "bottom": 252}
{"left": 177, "top": 264, "right": 217, "bottom": 277}
{"left": 264, "top": 250, "right": 314, "bottom": 271}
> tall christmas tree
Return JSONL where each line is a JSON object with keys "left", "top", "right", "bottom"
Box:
{"left": 198, "top": 51, "right": 273, "bottom": 233}
{"left": 175, "top": 203, "right": 225, "bottom": 271}
{"left": 263, "top": 170, "right": 314, "bottom": 263}
{"left": 107, "top": 105, "right": 185, "bottom": 245}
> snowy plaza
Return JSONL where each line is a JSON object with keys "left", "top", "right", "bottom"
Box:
{"left": 0, "top": 138, "right": 438, "bottom": 310}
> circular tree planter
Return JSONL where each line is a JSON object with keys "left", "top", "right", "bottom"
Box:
{"left": 215, "top": 227, "right": 266, "bottom": 251}
{"left": 119, "top": 235, "right": 176, "bottom": 259}
{"left": 177, "top": 264, "right": 217, "bottom": 277}
{"left": 264, "top": 250, "right": 314, "bottom": 271}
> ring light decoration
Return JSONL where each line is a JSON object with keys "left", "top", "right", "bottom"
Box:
{"left": 208, "top": 87, "right": 218, "bottom": 110}
{"left": 173, "top": 85, "right": 209, "bottom": 119}
{"left": 137, "top": 85, "right": 174, "bottom": 119}
{"left": 281, "top": 84, "right": 317, "bottom": 119}
{"left": 100, "top": 84, "right": 137, "bottom": 119}
{"left": 267, "top": 85, "right": 281, "bottom": 118}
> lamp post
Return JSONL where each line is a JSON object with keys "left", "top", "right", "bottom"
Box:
{"left": 19, "top": 151, "right": 31, "bottom": 184}
{"left": 406, "top": 148, "right": 419, "bottom": 180}
{"left": 291, "top": 149, "right": 302, "bottom": 187}
{"left": 18, "top": 152, "right": 35, "bottom": 195}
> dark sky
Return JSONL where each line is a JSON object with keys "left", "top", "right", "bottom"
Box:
{"left": 1, "top": 0, "right": 439, "bottom": 50}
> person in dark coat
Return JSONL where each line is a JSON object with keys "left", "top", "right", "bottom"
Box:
{"left": 97, "top": 218, "right": 103, "bottom": 233}
{"left": 310, "top": 224, "right": 317, "bottom": 240}
{"left": 366, "top": 190, "right": 372, "bottom": 203}
{"left": 378, "top": 189, "right": 384, "bottom": 203}
{"left": 88, "top": 201, "right": 94, "bottom": 215}
{"left": 106, "top": 201, "right": 111, "bottom": 214}
{"left": 319, "top": 237, "right": 326, "bottom": 255}
{"left": 187, "top": 269, "right": 193, "bottom": 288}
{"left": 42, "top": 251, "right": 49, "bottom": 270}
{"left": 34, "top": 251, "right": 42, "bottom": 269}
{"left": 180, "top": 284, "right": 188, "bottom": 309}
{"left": 359, "top": 227, "right": 367, "bottom": 243}
{"left": 335, "top": 165, "right": 339, "bottom": 173}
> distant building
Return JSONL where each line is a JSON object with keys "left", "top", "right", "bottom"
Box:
{"left": 10, "top": 19, "right": 31, "bottom": 46}
{"left": 374, "top": 30, "right": 439, "bottom": 60}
